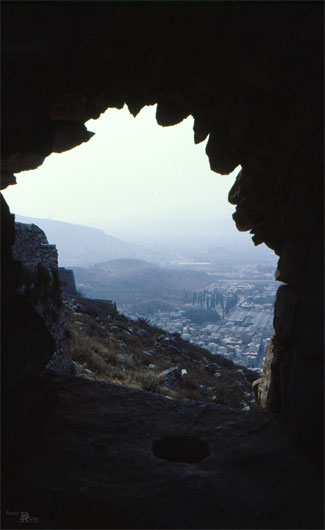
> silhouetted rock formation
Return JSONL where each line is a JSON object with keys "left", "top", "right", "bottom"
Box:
{"left": 11, "top": 222, "right": 72, "bottom": 374}
{"left": 1, "top": 3, "right": 324, "bottom": 528}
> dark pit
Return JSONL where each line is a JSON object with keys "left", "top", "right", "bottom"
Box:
{"left": 152, "top": 435, "right": 211, "bottom": 464}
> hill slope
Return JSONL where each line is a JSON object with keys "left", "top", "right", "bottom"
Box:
{"left": 73, "top": 258, "right": 214, "bottom": 312}
{"left": 14, "top": 215, "right": 144, "bottom": 267}
{"left": 64, "top": 295, "right": 257, "bottom": 408}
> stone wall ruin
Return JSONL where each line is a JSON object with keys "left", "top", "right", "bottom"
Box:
{"left": 59, "top": 267, "right": 78, "bottom": 297}
{"left": 1, "top": 2, "right": 323, "bottom": 444}
{"left": 12, "top": 222, "right": 73, "bottom": 374}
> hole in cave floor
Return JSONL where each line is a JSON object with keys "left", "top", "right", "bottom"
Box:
{"left": 152, "top": 435, "right": 211, "bottom": 464}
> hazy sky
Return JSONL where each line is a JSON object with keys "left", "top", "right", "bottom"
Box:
{"left": 4, "top": 104, "right": 252, "bottom": 247}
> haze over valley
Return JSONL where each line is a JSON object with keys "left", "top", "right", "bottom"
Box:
{"left": 15, "top": 215, "right": 278, "bottom": 372}
{"left": 9, "top": 105, "right": 278, "bottom": 374}
{"left": 8, "top": 106, "right": 276, "bottom": 272}
{"left": 15, "top": 214, "right": 277, "bottom": 269}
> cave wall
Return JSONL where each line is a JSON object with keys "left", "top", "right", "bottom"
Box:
{"left": 12, "top": 223, "right": 73, "bottom": 373}
{"left": 1, "top": 2, "right": 323, "bottom": 442}
{"left": 1, "top": 201, "right": 56, "bottom": 392}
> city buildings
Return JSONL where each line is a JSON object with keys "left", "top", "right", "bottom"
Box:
{"left": 148, "top": 272, "right": 277, "bottom": 371}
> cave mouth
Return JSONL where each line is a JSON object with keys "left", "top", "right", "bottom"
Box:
{"left": 152, "top": 435, "right": 211, "bottom": 464}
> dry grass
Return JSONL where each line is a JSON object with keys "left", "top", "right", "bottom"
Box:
{"left": 68, "top": 325, "right": 114, "bottom": 377}
{"left": 65, "top": 297, "right": 256, "bottom": 408}
{"left": 134, "top": 372, "right": 161, "bottom": 393}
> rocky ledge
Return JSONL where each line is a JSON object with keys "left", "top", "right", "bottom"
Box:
{"left": 2, "top": 370, "right": 323, "bottom": 529}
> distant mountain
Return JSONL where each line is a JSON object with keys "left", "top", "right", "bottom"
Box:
{"left": 165, "top": 242, "right": 278, "bottom": 269}
{"left": 73, "top": 258, "right": 213, "bottom": 313}
{"left": 14, "top": 215, "right": 277, "bottom": 270}
{"left": 92, "top": 258, "right": 158, "bottom": 275}
{"left": 86, "top": 259, "right": 213, "bottom": 291}
{"left": 14, "top": 215, "right": 177, "bottom": 267}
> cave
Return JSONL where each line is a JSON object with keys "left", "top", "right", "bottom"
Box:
{"left": 1, "top": 2, "right": 324, "bottom": 529}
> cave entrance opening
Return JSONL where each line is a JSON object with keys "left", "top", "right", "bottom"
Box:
{"left": 3, "top": 105, "right": 244, "bottom": 250}
{"left": 3, "top": 104, "right": 277, "bottom": 268}
{"left": 3, "top": 103, "right": 278, "bottom": 394}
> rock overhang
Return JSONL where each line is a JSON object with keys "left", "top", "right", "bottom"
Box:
{"left": 1, "top": 1, "right": 324, "bottom": 442}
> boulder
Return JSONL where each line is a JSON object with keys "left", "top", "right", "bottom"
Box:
{"left": 137, "top": 329, "right": 148, "bottom": 337}
{"left": 199, "top": 385, "right": 208, "bottom": 396}
{"left": 159, "top": 367, "right": 183, "bottom": 389}
{"left": 72, "top": 361, "right": 84, "bottom": 375}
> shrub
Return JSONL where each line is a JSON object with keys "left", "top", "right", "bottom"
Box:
{"left": 182, "top": 377, "right": 198, "bottom": 391}
{"left": 135, "top": 372, "right": 160, "bottom": 393}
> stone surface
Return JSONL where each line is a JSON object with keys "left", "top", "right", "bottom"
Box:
{"left": 12, "top": 223, "right": 57, "bottom": 266}
{"left": 2, "top": 371, "right": 323, "bottom": 530}
{"left": 58, "top": 267, "right": 78, "bottom": 296}
{"left": 2, "top": 295, "right": 56, "bottom": 392}
{"left": 275, "top": 241, "right": 307, "bottom": 285}
{"left": 159, "top": 367, "right": 183, "bottom": 389}
{"left": 199, "top": 384, "right": 208, "bottom": 396}
{"left": 273, "top": 285, "right": 301, "bottom": 345}
{"left": 1, "top": 208, "right": 57, "bottom": 392}
{"left": 1, "top": 1, "right": 324, "bottom": 461}
{"left": 72, "top": 361, "right": 84, "bottom": 375}
{"left": 12, "top": 222, "right": 72, "bottom": 373}
{"left": 258, "top": 339, "right": 279, "bottom": 413}
{"left": 252, "top": 377, "right": 263, "bottom": 403}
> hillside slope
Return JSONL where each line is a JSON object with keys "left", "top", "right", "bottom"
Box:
{"left": 63, "top": 295, "right": 257, "bottom": 408}
{"left": 14, "top": 215, "right": 144, "bottom": 267}
{"left": 73, "top": 259, "right": 214, "bottom": 313}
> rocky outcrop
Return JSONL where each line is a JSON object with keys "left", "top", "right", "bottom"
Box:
{"left": 1, "top": 3, "right": 323, "bottom": 449}
{"left": 11, "top": 222, "right": 72, "bottom": 374}
{"left": 1, "top": 204, "right": 56, "bottom": 393}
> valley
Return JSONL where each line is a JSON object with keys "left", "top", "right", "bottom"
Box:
{"left": 14, "top": 216, "right": 278, "bottom": 372}
{"left": 73, "top": 259, "right": 277, "bottom": 371}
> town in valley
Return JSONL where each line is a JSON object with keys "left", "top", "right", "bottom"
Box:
{"left": 117, "top": 264, "right": 278, "bottom": 373}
